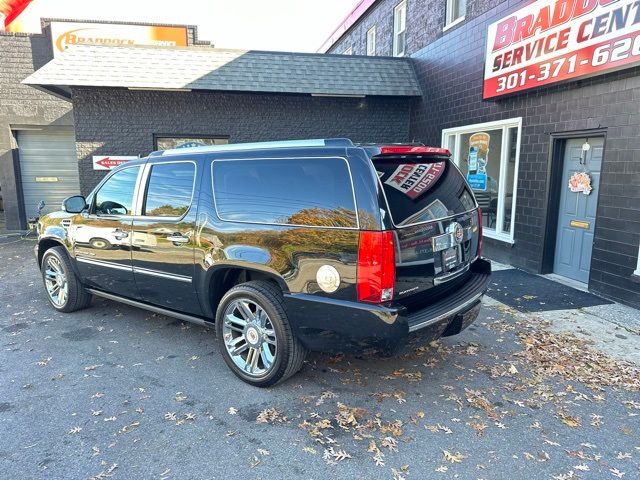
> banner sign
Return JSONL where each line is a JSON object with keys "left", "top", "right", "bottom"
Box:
{"left": 484, "top": 0, "right": 640, "bottom": 99}
{"left": 50, "top": 22, "right": 188, "bottom": 57}
{"left": 384, "top": 163, "right": 446, "bottom": 200}
{"left": 93, "top": 156, "right": 138, "bottom": 171}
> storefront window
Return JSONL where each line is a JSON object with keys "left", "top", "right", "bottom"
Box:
{"left": 155, "top": 136, "right": 229, "bottom": 151}
{"left": 442, "top": 118, "right": 521, "bottom": 243}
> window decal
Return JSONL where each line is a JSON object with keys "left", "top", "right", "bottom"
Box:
{"left": 383, "top": 163, "right": 446, "bottom": 200}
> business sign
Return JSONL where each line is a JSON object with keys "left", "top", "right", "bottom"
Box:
{"left": 50, "top": 22, "right": 188, "bottom": 57}
{"left": 484, "top": 0, "right": 640, "bottom": 99}
{"left": 93, "top": 156, "right": 138, "bottom": 170}
{"left": 467, "top": 173, "right": 488, "bottom": 191}
{"left": 384, "top": 163, "right": 446, "bottom": 199}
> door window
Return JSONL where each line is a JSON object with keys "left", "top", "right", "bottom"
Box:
{"left": 94, "top": 166, "right": 141, "bottom": 216}
{"left": 143, "top": 162, "right": 196, "bottom": 217}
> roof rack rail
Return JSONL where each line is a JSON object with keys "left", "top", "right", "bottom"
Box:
{"left": 151, "top": 138, "right": 354, "bottom": 157}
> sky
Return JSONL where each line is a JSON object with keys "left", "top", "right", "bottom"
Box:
{"left": 9, "top": 0, "right": 361, "bottom": 52}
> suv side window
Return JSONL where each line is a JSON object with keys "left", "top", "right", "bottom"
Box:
{"left": 212, "top": 158, "right": 357, "bottom": 227}
{"left": 143, "top": 162, "right": 196, "bottom": 217}
{"left": 94, "top": 166, "right": 141, "bottom": 216}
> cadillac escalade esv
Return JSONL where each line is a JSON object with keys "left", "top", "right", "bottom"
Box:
{"left": 35, "top": 139, "right": 491, "bottom": 387}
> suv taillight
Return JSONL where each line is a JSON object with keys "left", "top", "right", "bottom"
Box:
{"left": 357, "top": 231, "right": 396, "bottom": 303}
{"left": 477, "top": 208, "right": 483, "bottom": 258}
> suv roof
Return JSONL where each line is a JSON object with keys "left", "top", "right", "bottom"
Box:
{"left": 151, "top": 138, "right": 356, "bottom": 157}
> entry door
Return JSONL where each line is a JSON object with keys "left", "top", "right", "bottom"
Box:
{"left": 553, "top": 137, "right": 603, "bottom": 283}
{"left": 131, "top": 160, "right": 202, "bottom": 315}
{"left": 17, "top": 129, "right": 80, "bottom": 221}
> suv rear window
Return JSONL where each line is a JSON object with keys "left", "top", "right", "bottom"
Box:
{"left": 375, "top": 161, "right": 476, "bottom": 226}
{"left": 212, "top": 158, "right": 357, "bottom": 227}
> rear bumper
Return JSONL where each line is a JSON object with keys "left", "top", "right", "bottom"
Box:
{"left": 285, "top": 258, "right": 491, "bottom": 353}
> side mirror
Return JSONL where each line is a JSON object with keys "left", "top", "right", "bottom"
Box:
{"left": 62, "top": 195, "right": 87, "bottom": 214}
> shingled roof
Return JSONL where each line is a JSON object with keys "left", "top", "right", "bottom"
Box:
{"left": 22, "top": 45, "right": 421, "bottom": 99}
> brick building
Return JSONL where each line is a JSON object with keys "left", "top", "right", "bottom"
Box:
{"left": 1, "top": 19, "right": 417, "bottom": 231}
{"left": 323, "top": 0, "right": 640, "bottom": 308}
{"left": 3, "top": 2, "right": 640, "bottom": 308}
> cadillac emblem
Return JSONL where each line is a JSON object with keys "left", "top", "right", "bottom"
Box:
{"left": 447, "top": 222, "right": 464, "bottom": 244}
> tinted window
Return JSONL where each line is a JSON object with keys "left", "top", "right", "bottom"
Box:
{"left": 144, "top": 162, "right": 196, "bottom": 217}
{"left": 376, "top": 161, "right": 474, "bottom": 226}
{"left": 94, "top": 166, "right": 140, "bottom": 216}
{"left": 213, "top": 158, "right": 357, "bottom": 227}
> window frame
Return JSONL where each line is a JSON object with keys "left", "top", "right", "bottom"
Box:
{"left": 393, "top": 0, "right": 407, "bottom": 57}
{"left": 210, "top": 156, "right": 360, "bottom": 230}
{"left": 444, "top": 0, "right": 466, "bottom": 30}
{"left": 441, "top": 117, "right": 522, "bottom": 244}
{"left": 366, "top": 25, "right": 377, "bottom": 56}
{"left": 137, "top": 160, "right": 198, "bottom": 221}
{"left": 90, "top": 165, "right": 144, "bottom": 218}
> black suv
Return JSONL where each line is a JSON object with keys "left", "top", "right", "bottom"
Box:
{"left": 36, "top": 139, "right": 491, "bottom": 387}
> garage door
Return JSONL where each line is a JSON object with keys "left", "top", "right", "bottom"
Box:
{"left": 17, "top": 129, "right": 80, "bottom": 221}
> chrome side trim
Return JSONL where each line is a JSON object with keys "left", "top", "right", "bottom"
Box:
{"left": 76, "top": 258, "right": 192, "bottom": 283}
{"left": 133, "top": 266, "right": 192, "bottom": 283}
{"left": 76, "top": 257, "right": 133, "bottom": 272}
{"left": 408, "top": 290, "right": 484, "bottom": 333}
{"left": 433, "top": 264, "right": 470, "bottom": 285}
{"left": 87, "top": 289, "right": 211, "bottom": 327}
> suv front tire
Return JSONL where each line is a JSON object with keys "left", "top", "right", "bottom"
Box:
{"left": 41, "top": 246, "right": 92, "bottom": 313}
{"left": 215, "top": 280, "right": 307, "bottom": 387}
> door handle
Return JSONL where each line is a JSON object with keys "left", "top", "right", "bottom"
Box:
{"left": 167, "top": 234, "right": 189, "bottom": 244}
{"left": 113, "top": 229, "right": 129, "bottom": 240}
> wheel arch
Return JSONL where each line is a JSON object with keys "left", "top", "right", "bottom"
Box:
{"left": 203, "top": 265, "right": 289, "bottom": 318}
{"left": 37, "top": 237, "right": 67, "bottom": 268}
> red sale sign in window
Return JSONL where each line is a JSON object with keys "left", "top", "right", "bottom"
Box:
{"left": 484, "top": 0, "right": 640, "bottom": 99}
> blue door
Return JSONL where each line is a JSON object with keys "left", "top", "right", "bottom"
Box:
{"left": 553, "top": 137, "right": 603, "bottom": 283}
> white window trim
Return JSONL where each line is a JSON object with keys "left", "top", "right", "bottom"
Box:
{"left": 443, "top": 15, "right": 465, "bottom": 32}
{"left": 634, "top": 244, "right": 640, "bottom": 276}
{"left": 445, "top": 0, "right": 466, "bottom": 29}
{"left": 366, "top": 25, "right": 376, "bottom": 56}
{"left": 442, "top": 117, "right": 523, "bottom": 244}
{"left": 393, "top": 0, "right": 407, "bottom": 57}
{"left": 342, "top": 46, "right": 353, "bottom": 55}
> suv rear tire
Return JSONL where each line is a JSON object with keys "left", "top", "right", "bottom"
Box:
{"left": 41, "top": 246, "right": 93, "bottom": 313}
{"left": 215, "top": 280, "right": 307, "bottom": 387}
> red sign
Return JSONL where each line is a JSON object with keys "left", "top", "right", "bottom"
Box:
{"left": 384, "top": 163, "right": 446, "bottom": 199}
{"left": 484, "top": 0, "right": 640, "bottom": 99}
{"left": 92, "top": 156, "right": 138, "bottom": 170}
{"left": 1, "top": 0, "right": 33, "bottom": 29}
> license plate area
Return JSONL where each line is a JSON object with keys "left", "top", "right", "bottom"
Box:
{"left": 441, "top": 246, "right": 461, "bottom": 272}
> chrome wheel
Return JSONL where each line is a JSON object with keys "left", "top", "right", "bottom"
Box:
{"left": 44, "top": 256, "right": 68, "bottom": 307}
{"left": 222, "top": 298, "right": 277, "bottom": 377}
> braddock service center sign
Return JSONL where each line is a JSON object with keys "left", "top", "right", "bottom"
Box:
{"left": 484, "top": 0, "right": 640, "bottom": 98}
{"left": 50, "top": 22, "right": 188, "bottom": 57}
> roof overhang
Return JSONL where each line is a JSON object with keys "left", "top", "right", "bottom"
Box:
{"left": 22, "top": 44, "right": 422, "bottom": 99}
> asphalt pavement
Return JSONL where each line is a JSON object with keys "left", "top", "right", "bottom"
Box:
{"left": 1, "top": 238, "right": 638, "bottom": 480}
